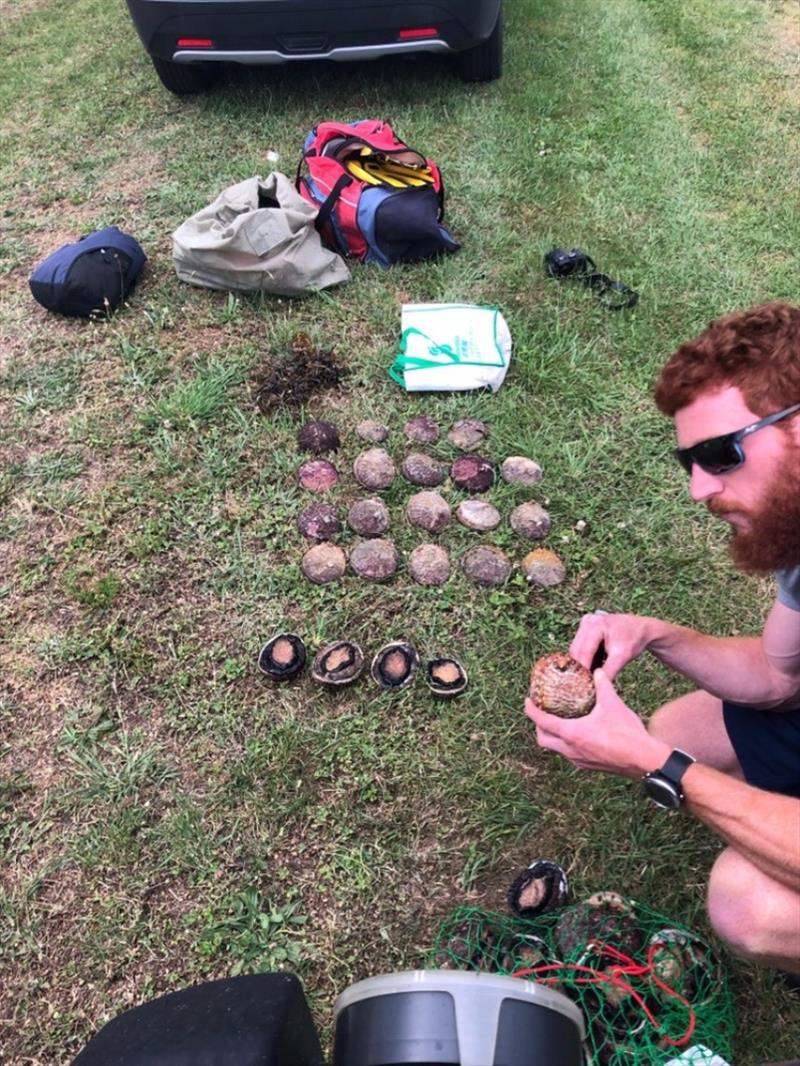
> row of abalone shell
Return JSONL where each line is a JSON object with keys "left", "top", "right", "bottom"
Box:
{"left": 299, "top": 495, "right": 551, "bottom": 540}
{"left": 299, "top": 450, "right": 543, "bottom": 494}
{"left": 300, "top": 416, "right": 491, "bottom": 453}
{"left": 258, "top": 634, "right": 467, "bottom": 697}
{"left": 301, "top": 539, "right": 565, "bottom": 589}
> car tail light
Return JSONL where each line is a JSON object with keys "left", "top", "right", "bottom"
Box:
{"left": 398, "top": 27, "right": 439, "bottom": 40}
{"left": 177, "top": 38, "right": 214, "bottom": 47}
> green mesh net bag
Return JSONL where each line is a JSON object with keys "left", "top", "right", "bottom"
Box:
{"left": 427, "top": 897, "right": 735, "bottom": 1065}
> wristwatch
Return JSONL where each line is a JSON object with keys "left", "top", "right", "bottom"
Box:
{"left": 642, "top": 749, "right": 696, "bottom": 810}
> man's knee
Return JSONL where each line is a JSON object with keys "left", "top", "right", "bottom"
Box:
{"left": 647, "top": 698, "right": 696, "bottom": 747}
{"left": 647, "top": 691, "right": 741, "bottom": 774}
{"left": 707, "top": 848, "right": 788, "bottom": 959}
{"left": 648, "top": 703, "right": 675, "bottom": 743}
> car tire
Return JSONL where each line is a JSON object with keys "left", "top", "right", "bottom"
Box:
{"left": 151, "top": 56, "right": 216, "bottom": 95}
{"left": 457, "top": 6, "right": 503, "bottom": 82}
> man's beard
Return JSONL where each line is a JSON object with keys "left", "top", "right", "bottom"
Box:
{"left": 709, "top": 445, "right": 800, "bottom": 572}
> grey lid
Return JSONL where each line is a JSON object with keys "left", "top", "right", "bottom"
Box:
{"left": 334, "top": 969, "right": 585, "bottom": 1063}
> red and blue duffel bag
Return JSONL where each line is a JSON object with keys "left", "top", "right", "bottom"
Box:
{"left": 296, "top": 119, "right": 459, "bottom": 269}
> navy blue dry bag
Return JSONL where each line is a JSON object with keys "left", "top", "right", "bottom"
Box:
{"left": 29, "top": 227, "right": 146, "bottom": 317}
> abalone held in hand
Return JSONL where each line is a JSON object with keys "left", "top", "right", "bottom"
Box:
{"left": 311, "top": 640, "right": 364, "bottom": 686}
{"left": 425, "top": 656, "right": 468, "bottom": 697}
{"left": 371, "top": 641, "right": 419, "bottom": 691}
{"left": 530, "top": 652, "right": 595, "bottom": 718}
{"left": 258, "top": 633, "right": 306, "bottom": 682}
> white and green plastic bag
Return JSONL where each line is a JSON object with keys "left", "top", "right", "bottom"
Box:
{"left": 388, "top": 303, "right": 512, "bottom": 392}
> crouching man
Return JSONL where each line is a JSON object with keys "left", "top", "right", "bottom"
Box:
{"left": 527, "top": 303, "right": 800, "bottom": 975}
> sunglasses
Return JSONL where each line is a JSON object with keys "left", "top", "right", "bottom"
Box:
{"left": 675, "top": 402, "right": 800, "bottom": 475}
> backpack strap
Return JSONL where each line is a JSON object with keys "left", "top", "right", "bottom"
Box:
{"left": 314, "top": 173, "right": 353, "bottom": 234}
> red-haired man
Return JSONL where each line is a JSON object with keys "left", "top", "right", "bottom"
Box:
{"left": 527, "top": 302, "right": 800, "bottom": 976}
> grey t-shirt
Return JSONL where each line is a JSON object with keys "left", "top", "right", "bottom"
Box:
{"left": 776, "top": 566, "right": 800, "bottom": 611}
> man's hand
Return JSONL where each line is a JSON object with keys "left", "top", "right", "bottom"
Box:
{"left": 570, "top": 611, "right": 663, "bottom": 680}
{"left": 525, "top": 670, "right": 671, "bottom": 778}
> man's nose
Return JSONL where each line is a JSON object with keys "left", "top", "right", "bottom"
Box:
{"left": 689, "top": 463, "right": 725, "bottom": 502}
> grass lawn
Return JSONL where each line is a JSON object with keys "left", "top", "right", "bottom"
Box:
{"left": 2, "top": 0, "right": 800, "bottom": 1061}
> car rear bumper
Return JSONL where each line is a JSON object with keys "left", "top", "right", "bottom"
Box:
{"left": 173, "top": 39, "right": 450, "bottom": 64}
{"left": 125, "top": 0, "right": 500, "bottom": 62}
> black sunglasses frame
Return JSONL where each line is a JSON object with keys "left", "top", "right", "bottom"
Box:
{"left": 675, "top": 402, "right": 800, "bottom": 475}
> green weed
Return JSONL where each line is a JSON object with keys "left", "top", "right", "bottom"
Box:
{"left": 64, "top": 569, "right": 121, "bottom": 609}
{"left": 190, "top": 890, "right": 308, "bottom": 976}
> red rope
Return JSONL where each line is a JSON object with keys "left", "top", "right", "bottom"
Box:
{"left": 512, "top": 939, "right": 697, "bottom": 1048}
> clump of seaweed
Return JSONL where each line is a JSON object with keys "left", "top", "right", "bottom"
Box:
{"left": 254, "top": 332, "right": 348, "bottom": 413}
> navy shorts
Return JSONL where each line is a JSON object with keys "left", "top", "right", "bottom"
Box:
{"left": 723, "top": 701, "right": 800, "bottom": 797}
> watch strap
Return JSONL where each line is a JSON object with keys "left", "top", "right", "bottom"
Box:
{"left": 659, "top": 749, "right": 695, "bottom": 787}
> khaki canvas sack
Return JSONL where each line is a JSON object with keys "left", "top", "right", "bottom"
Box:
{"left": 172, "top": 172, "right": 350, "bottom": 296}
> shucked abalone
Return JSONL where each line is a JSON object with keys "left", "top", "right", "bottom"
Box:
{"left": 371, "top": 641, "right": 419, "bottom": 691}
{"left": 311, "top": 640, "right": 364, "bottom": 686}
{"left": 530, "top": 652, "right": 595, "bottom": 718}
{"left": 258, "top": 633, "right": 306, "bottom": 682}
{"left": 425, "top": 656, "right": 468, "bottom": 697}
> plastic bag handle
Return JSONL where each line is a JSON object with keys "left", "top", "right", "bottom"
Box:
{"left": 388, "top": 328, "right": 463, "bottom": 385}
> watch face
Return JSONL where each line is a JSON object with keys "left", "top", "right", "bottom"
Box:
{"left": 644, "top": 774, "right": 682, "bottom": 810}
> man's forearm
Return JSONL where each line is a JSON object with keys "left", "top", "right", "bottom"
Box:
{"left": 647, "top": 622, "right": 797, "bottom": 706}
{"left": 682, "top": 763, "right": 800, "bottom": 890}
